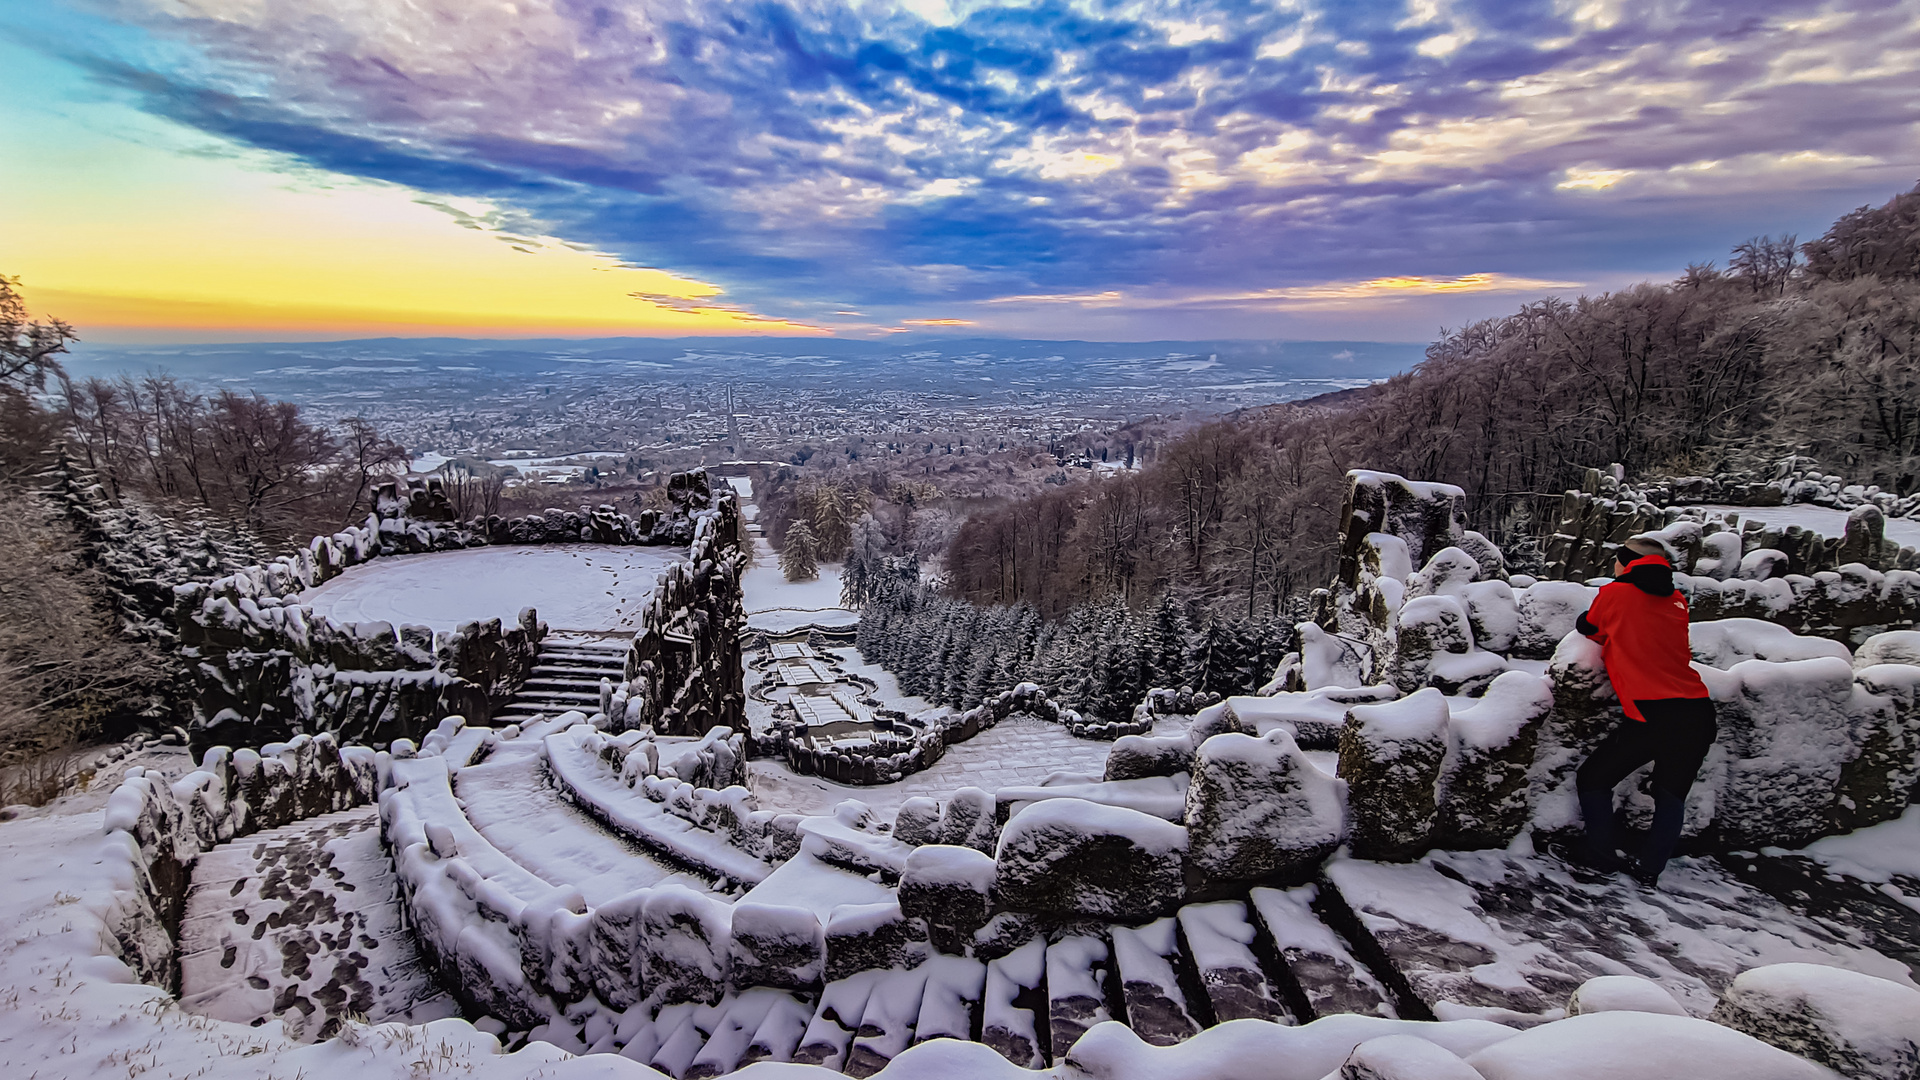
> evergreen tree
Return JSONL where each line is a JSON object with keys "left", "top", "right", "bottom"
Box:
{"left": 780, "top": 519, "right": 820, "bottom": 581}
{"left": 1142, "top": 592, "right": 1195, "bottom": 690}
{"left": 1189, "top": 616, "right": 1254, "bottom": 698}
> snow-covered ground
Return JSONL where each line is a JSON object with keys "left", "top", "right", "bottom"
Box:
{"left": 1693, "top": 502, "right": 1920, "bottom": 548}
{"left": 736, "top": 492, "right": 858, "bottom": 633}
{"left": 298, "top": 545, "right": 683, "bottom": 631}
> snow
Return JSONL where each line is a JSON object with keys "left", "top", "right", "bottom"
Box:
{"left": 737, "top": 851, "right": 892, "bottom": 921}
{"left": 996, "top": 773, "right": 1190, "bottom": 822}
{"left": 1566, "top": 975, "right": 1688, "bottom": 1017}
{"left": 1689, "top": 618, "right": 1853, "bottom": 669}
{"left": 1334, "top": 1033, "right": 1484, "bottom": 1079}
{"left": 997, "top": 796, "right": 1188, "bottom": 858}
{"left": 739, "top": 530, "right": 856, "bottom": 632}
{"left": 1347, "top": 687, "right": 1450, "bottom": 745}
{"left": 1465, "top": 1011, "right": 1835, "bottom": 1080}
{"left": 1060, "top": 1013, "right": 1516, "bottom": 1080}
{"left": 1800, "top": 806, "right": 1920, "bottom": 885}
{"left": 450, "top": 739, "right": 709, "bottom": 904}
{"left": 1693, "top": 502, "right": 1920, "bottom": 549}
{"left": 1712, "top": 963, "right": 1920, "bottom": 1079}
{"left": 299, "top": 545, "right": 683, "bottom": 631}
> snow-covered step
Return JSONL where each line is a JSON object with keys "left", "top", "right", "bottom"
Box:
{"left": 739, "top": 991, "right": 817, "bottom": 1065}
{"left": 450, "top": 739, "right": 714, "bottom": 904}
{"left": 684, "top": 988, "right": 793, "bottom": 1079}
{"left": 981, "top": 938, "right": 1048, "bottom": 1067}
{"left": 845, "top": 966, "right": 931, "bottom": 1077}
{"left": 1046, "top": 934, "right": 1115, "bottom": 1059}
{"left": 514, "top": 688, "right": 605, "bottom": 703}
{"left": 1177, "top": 900, "right": 1292, "bottom": 1024}
{"left": 793, "top": 969, "right": 888, "bottom": 1069}
{"left": 1320, "top": 850, "right": 1916, "bottom": 1024}
{"left": 912, "top": 954, "right": 987, "bottom": 1046}
{"left": 1110, "top": 918, "right": 1202, "bottom": 1045}
{"left": 1717, "top": 851, "right": 1920, "bottom": 979}
{"left": 1249, "top": 884, "right": 1397, "bottom": 1021}
{"left": 177, "top": 806, "right": 456, "bottom": 1037}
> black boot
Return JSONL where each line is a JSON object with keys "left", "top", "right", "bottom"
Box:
{"left": 1634, "top": 790, "right": 1688, "bottom": 887}
{"left": 1573, "top": 788, "right": 1631, "bottom": 873}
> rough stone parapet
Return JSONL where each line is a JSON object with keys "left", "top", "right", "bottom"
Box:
{"left": 174, "top": 468, "right": 742, "bottom": 752}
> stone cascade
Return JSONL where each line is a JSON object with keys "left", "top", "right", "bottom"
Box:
{"left": 98, "top": 690, "right": 1920, "bottom": 1078}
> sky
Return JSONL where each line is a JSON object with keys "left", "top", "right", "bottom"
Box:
{"left": 3, "top": 0, "right": 1917, "bottom": 344}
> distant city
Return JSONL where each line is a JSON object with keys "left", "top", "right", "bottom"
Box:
{"left": 63, "top": 336, "right": 1418, "bottom": 477}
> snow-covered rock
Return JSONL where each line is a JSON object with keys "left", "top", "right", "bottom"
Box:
{"left": 1565, "top": 975, "right": 1687, "bottom": 1017}
{"left": 1511, "top": 581, "right": 1595, "bottom": 660}
{"left": 1340, "top": 688, "right": 1450, "bottom": 861}
{"left": 1465, "top": 1011, "right": 1835, "bottom": 1080}
{"left": 898, "top": 844, "right": 996, "bottom": 953}
{"left": 824, "top": 899, "right": 929, "bottom": 982}
{"left": 728, "top": 902, "right": 823, "bottom": 991}
{"left": 1715, "top": 656, "right": 1859, "bottom": 848}
{"left": 1839, "top": 665, "right": 1920, "bottom": 830}
{"left": 1224, "top": 685, "right": 1399, "bottom": 750}
{"left": 1435, "top": 671, "right": 1554, "bottom": 850}
{"left": 1855, "top": 630, "right": 1920, "bottom": 670}
{"left": 993, "top": 797, "right": 1188, "bottom": 920}
{"left": 1330, "top": 1033, "right": 1485, "bottom": 1080}
{"left": 1298, "top": 623, "right": 1375, "bottom": 691}
{"left": 1709, "top": 963, "right": 1920, "bottom": 1080}
{"left": 1185, "top": 729, "right": 1345, "bottom": 886}
{"left": 1105, "top": 731, "right": 1196, "bottom": 781}
{"left": 639, "top": 884, "right": 732, "bottom": 1005}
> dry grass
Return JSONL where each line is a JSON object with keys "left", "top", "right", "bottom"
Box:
{"left": 0, "top": 737, "right": 83, "bottom": 807}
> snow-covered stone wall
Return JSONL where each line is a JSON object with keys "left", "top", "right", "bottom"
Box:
{"left": 606, "top": 485, "right": 749, "bottom": 737}
{"left": 1546, "top": 464, "right": 1919, "bottom": 583}
{"left": 98, "top": 733, "right": 381, "bottom": 992}
{"left": 173, "top": 469, "right": 747, "bottom": 750}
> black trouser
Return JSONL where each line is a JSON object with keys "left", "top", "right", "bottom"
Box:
{"left": 1575, "top": 697, "right": 1717, "bottom": 879}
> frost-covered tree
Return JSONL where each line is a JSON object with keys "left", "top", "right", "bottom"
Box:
{"left": 780, "top": 519, "right": 820, "bottom": 581}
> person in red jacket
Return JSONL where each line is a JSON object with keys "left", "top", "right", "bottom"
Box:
{"left": 1571, "top": 536, "right": 1717, "bottom": 886}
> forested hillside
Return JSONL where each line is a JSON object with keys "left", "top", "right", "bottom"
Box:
{"left": 0, "top": 276, "right": 412, "bottom": 798}
{"left": 918, "top": 184, "right": 1920, "bottom": 622}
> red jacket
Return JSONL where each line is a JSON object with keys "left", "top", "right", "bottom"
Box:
{"left": 1575, "top": 554, "right": 1709, "bottom": 721}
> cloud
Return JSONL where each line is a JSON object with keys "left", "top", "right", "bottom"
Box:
{"left": 19, "top": 0, "right": 1920, "bottom": 331}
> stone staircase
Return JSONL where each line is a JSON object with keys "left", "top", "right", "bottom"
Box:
{"left": 495, "top": 635, "right": 629, "bottom": 727}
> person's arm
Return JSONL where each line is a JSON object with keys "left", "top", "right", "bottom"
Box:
{"left": 1575, "top": 586, "right": 1607, "bottom": 641}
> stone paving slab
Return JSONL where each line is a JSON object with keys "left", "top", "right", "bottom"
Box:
{"left": 179, "top": 806, "right": 457, "bottom": 1039}
{"left": 1321, "top": 849, "right": 1916, "bottom": 1027}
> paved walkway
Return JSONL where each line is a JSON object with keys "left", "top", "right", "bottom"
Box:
{"left": 748, "top": 714, "right": 1187, "bottom": 816}
{"left": 178, "top": 807, "right": 457, "bottom": 1039}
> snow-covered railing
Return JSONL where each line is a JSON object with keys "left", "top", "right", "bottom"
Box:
{"left": 98, "top": 733, "right": 381, "bottom": 991}
{"left": 547, "top": 723, "right": 797, "bottom": 880}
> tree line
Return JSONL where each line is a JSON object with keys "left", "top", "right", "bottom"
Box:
{"left": 926, "top": 183, "right": 1920, "bottom": 620}
{"left": 856, "top": 563, "right": 1297, "bottom": 723}
{"left": 0, "top": 275, "right": 411, "bottom": 791}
